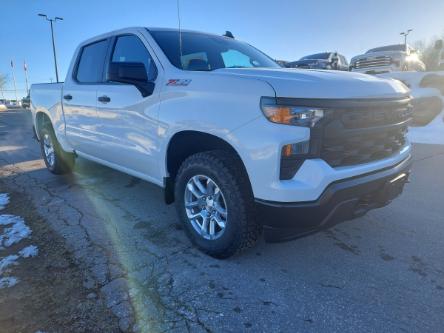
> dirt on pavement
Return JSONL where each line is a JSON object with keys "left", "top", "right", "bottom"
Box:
{"left": 0, "top": 181, "right": 121, "bottom": 333}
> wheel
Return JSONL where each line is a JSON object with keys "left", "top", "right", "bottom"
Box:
{"left": 174, "top": 150, "right": 260, "bottom": 258}
{"left": 39, "top": 124, "right": 75, "bottom": 174}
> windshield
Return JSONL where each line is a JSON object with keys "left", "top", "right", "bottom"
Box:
{"left": 366, "top": 44, "right": 407, "bottom": 53}
{"left": 149, "top": 30, "right": 280, "bottom": 71}
{"left": 300, "top": 52, "right": 330, "bottom": 60}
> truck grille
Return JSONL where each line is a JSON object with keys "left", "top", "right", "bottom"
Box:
{"left": 353, "top": 56, "right": 392, "bottom": 69}
{"left": 276, "top": 96, "right": 411, "bottom": 180}
{"left": 317, "top": 97, "right": 412, "bottom": 167}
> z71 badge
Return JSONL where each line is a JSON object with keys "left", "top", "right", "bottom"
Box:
{"left": 166, "top": 79, "right": 192, "bottom": 86}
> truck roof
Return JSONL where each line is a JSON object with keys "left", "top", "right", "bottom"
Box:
{"left": 78, "top": 27, "right": 229, "bottom": 48}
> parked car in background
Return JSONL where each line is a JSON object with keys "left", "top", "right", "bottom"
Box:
{"left": 31, "top": 27, "right": 412, "bottom": 258}
{"left": 287, "top": 52, "right": 349, "bottom": 71}
{"left": 275, "top": 60, "right": 290, "bottom": 68}
{"left": 21, "top": 94, "right": 30, "bottom": 108}
{"left": 378, "top": 71, "right": 444, "bottom": 126}
{"left": 0, "top": 100, "right": 6, "bottom": 111}
{"left": 350, "top": 44, "right": 426, "bottom": 74}
{"left": 6, "top": 100, "right": 21, "bottom": 108}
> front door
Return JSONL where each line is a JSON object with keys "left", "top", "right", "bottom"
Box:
{"left": 94, "top": 34, "right": 161, "bottom": 181}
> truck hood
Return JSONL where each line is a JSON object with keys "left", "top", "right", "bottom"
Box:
{"left": 291, "top": 59, "right": 329, "bottom": 66}
{"left": 351, "top": 51, "right": 406, "bottom": 63}
{"left": 214, "top": 68, "right": 409, "bottom": 99}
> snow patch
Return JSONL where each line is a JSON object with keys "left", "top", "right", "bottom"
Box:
{"left": 0, "top": 245, "right": 38, "bottom": 289}
{"left": 0, "top": 195, "right": 38, "bottom": 289}
{"left": 0, "top": 254, "right": 19, "bottom": 273}
{"left": 0, "top": 276, "right": 18, "bottom": 289}
{"left": 19, "top": 245, "right": 39, "bottom": 258}
{"left": 0, "top": 193, "right": 9, "bottom": 210}
{"left": 0, "top": 215, "right": 31, "bottom": 249}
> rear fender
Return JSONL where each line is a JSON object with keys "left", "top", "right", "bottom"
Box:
{"left": 33, "top": 106, "right": 73, "bottom": 152}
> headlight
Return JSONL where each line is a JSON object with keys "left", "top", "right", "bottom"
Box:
{"left": 260, "top": 97, "right": 325, "bottom": 127}
{"left": 406, "top": 53, "right": 419, "bottom": 62}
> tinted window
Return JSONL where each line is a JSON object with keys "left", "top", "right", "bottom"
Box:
{"left": 111, "top": 35, "right": 157, "bottom": 81}
{"left": 150, "top": 30, "right": 279, "bottom": 71}
{"left": 76, "top": 40, "right": 108, "bottom": 83}
{"left": 301, "top": 53, "right": 330, "bottom": 60}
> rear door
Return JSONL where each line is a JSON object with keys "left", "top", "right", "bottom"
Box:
{"left": 94, "top": 33, "right": 161, "bottom": 180}
{"left": 63, "top": 39, "right": 109, "bottom": 155}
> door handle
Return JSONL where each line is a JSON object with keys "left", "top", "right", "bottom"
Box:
{"left": 98, "top": 95, "right": 111, "bottom": 103}
{"left": 63, "top": 94, "right": 72, "bottom": 101}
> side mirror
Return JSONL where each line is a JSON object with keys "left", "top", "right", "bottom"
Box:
{"left": 435, "top": 39, "right": 443, "bottom": 50}
{"left": 108, "top": 62, "right": 155, "bottom": 97}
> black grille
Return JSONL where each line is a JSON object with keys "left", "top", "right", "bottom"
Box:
{"left": 318, "top": 98, "right": 412, "bottom": 168}
{"left": 321, "top": 127, "right": 407, "bottom": 166}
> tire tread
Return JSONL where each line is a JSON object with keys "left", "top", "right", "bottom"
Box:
{"left": 175, "top": 150, "right": 260, "bottom": 258}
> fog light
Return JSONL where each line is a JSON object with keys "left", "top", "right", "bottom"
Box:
{"left": 282, "top": 142, "right": 310, "bottom": 157}
{"left": 280, "top": 141, "right": 310, "bottom": 180}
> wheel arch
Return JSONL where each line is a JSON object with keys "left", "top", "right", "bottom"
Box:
{"left": 35, "top": 111, "right": 52, "bottom": 139}
{"left": 164, "top": 130, "right": 252, "bottom": 204}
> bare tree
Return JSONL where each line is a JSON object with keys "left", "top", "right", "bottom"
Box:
{"left": 0, "top": 74, "right": 8, "bottom": 99}
{"left": 413, "top": 32, "right": 444, "bottom": 71}
{"left": 0, "top": 73, "right": 7, "bottom": 89}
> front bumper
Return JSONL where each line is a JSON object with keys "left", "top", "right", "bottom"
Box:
{"left": 256, "top": 155, "right": 412, "bottom": 242}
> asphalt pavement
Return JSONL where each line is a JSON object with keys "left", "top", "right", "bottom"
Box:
{"left": 1, "top": 109, "right": 443, "bottom": 332}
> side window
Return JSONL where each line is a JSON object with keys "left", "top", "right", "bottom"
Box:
{"left": 76, "top": 40, "right": 108, "bottom": 83}
{"left": 111, "top": 35, "right": 157, "bottom": 81}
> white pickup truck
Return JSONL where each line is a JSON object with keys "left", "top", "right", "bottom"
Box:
{"left": 350, "top": 44, "right": 426, "bottom": 74}
{"left": 31, "top": 27, "right": 412, "bottom": 258}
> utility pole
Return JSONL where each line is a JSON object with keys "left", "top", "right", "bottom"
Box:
{"left": 400, "top": 29, "right": 413, "bottom": 47}
{"left": 10, "top": 60, "right": 18, "bottom": 102}
{"left": 38, "top": 14, "right": 63, "bottom": 83}
{"left": 23, "top": 61, "right": 29, "bottom": 96}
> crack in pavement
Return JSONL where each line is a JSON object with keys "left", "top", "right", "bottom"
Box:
{"left": 0, "top": 155, "right": 226, "bottom": 333}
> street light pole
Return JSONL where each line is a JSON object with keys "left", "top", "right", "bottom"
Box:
{"left": 10, "top": 61, "right": 18, "bottom": 102}
{"left": 38, "top": 14, "right": 63, "bottom": 83}
{"left": 23, "top": 61, "right": 29, "bottom": 96}
{"left": 400, "top": 29, "right": 413, "bottom": 47}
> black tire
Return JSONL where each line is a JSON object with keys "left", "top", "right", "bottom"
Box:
{"left": 174, "top": 150, "right": 260, "bottom": 258}
{"left": 39, "top": 124, "right": 75, "bottom": 174}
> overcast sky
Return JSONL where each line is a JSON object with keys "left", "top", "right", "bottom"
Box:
{"left": 1, "top": 0, "right": 444, "bottom": 99}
